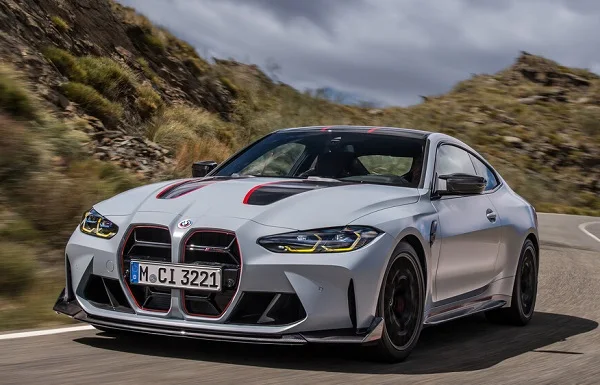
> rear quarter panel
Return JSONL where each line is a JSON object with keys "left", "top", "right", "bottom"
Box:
{"left": 488, "top": 184, "right": 538, "bottom": 279}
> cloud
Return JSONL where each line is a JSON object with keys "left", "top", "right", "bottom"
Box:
{"left": 118, "top": 0, "right": 600, "bottom": 106}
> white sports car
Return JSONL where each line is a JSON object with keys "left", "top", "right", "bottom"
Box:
{"left": 55, "top": 125, "right": 539, "bottom": 362}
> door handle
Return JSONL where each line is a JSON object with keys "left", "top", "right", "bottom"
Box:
{"left": 486, "top": 209, "right": 497, "bottom": 222}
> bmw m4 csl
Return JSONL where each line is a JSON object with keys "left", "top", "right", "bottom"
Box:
{"left": 54, "top": 126, "right": 539, "bottom": 362}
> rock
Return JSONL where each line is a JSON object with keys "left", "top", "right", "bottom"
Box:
{"left": 367, "top": 109, "right": 383, "bottom": 115}
{"left": 576, "top": 97, "right": 591, "bottom": 104}
{"left": 497, "top": 114, "right": 518, "bottom": 126}
{"left": 503, "top": 136, "right": 523, "bottom": 147}
{"left": 57, "top": 93, "right": 71, "bottom": 109}
{"left": 563, "top": 72, "right": 591, "bottom": 87}
{"left": 518, "top": 95, "right": 546, "bottom": 104}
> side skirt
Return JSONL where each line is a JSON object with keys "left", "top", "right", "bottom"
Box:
{"left": 424, "top": 295, "right": 509, "bottom": 325}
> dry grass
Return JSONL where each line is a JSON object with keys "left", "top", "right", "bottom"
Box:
{"left": 135, "top": 82, "right": 162, "bottom": 117}
{"left": 50, "top": 15, "right": 69, "bottom": 32}
{"left": 61, "top": 82, "right": 123, "bottom": 121}
{"left": 0, "top": 115, "right": 39, "bottom": 184}
{"left": 173, "top": 138, "right": 232, "bottom": 175}
{"left": 43, "top": 47, "right": 87, "bottom": 83}
{"left": 77, "top": 56, "right": 137, "bottom": 100}
{"left": 0, "top": 242, "right": 36, "bottom": 297}
{"left": 0, "top": 64, "right": 39, "bottom": 120}
{"left": 147, "top": 104, "right": 236, "bottom": 149}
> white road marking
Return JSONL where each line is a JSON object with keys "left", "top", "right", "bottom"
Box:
{"left": 578, "top": 222, "right": 600, "bottom": 243}
{"left": 0, "top": 325, "right": 94, "bottom": 341}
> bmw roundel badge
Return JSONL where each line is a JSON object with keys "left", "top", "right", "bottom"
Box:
{"left": 178, "top": 219, "right": 192, "bottom": 229}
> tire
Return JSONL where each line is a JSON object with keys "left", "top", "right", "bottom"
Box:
{"left": 366, "top": 242, "right": 425, "bottom": 363}
{"left": 485, "top": 239, "right": 538, "bottom": 326}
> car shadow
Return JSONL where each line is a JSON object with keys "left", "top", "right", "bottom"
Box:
{"left": 74, "top": 311, "right": 597, "bottom": 375}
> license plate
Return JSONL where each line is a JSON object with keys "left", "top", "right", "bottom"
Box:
{"left": 130, "top": 261, "right": 221, "bottom": 292}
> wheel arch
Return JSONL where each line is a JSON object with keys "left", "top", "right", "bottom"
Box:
{"left": 525, "top": 232, "right": 539, "bottom": 264}
{"left": 399, "top": 234, "right": 427, "bottom": 286}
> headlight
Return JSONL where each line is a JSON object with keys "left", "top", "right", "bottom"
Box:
{"left": 80, "top": 208, "right": 119, "bottom": 239}
{"left": 258, "top": 226, "right": 381, "bottom": 253}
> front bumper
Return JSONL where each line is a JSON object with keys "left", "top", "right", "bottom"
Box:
{"left": 60, "top": 213, "right": 396, "bottom": 342}
{"left": 53, "top": 290, "right": 383, "bottom": 345}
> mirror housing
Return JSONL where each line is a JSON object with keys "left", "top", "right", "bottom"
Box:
{"left": 436, "top": 173, "right": 486, "bottom": 196}
{"left": 192, "top": 161, "right": 218, "bottom": 178}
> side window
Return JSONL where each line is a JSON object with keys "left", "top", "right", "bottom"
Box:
{"left": 435, "top": 145, "right": 476, "bottom": 176}
{"left": 469, "top": 154, "right": 499, "bottom": 191}
{"left": 239, "top": 143, "right": 305, "bottom": 176}
{"left": 435, "top": 145, "right": 476, "bottom": 191}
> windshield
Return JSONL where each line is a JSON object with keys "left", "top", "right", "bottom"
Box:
{"left": 214, "top": 131, "right": 426, "bottom": 187}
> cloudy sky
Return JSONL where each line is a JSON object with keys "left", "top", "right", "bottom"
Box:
{"left": 119, "top": 0, "right": 600, "bottom": 106}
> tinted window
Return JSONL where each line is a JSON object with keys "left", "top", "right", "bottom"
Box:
{"left": 435, "top": 145, "right": 476, "bottom": 191}
{"left": 239, "top": 143, "right": 305, "bottom": 176}
{"left": 469, "top": 154, "right": 499, "bottom": 191}
{"left": 215, "top": 131, "right": 426, "bottom": 187}
{"left": 436, "top": 145, "right": 476, "bottom": 176}
{"left": 357, "top": 155, "right": 413, "bottom": 176}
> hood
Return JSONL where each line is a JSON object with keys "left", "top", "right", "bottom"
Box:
{"left": 94, "top": 177, "right": 420, "bottom": 230}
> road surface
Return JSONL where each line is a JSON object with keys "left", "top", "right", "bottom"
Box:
{"left": 1, "top": 213, "right": 599, "bottom": 384}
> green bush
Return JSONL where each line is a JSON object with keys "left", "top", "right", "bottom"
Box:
{"left": 135, "top": 83, "right": 162, "bottom": 117}
{"left": 0, "top": 115, "right": 38, "bottom": 184}
{"left": 51, "top": 15, "right": 70, "bottom": 32}
{"left": 60, "top": 82, "right": 123, "bottom": 121}
{"left": 0, "top": 242, "right": 37, "bottom": 297}
{"left": 143, "top": 31, "right": 165, "bottom": 51}
{"left": 77, "top": 56, "right": 137, "bottom": 100}
{"left": 136, "top": 57, "right": 162, "bottom": 85}
{"left": 0, "top": 66, "right": 38, "bottom": 120}
{"left": 43, "top": 47, "right": 87, "bottom": 82}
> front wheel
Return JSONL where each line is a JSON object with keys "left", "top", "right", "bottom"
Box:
{"left": 366, "top": 242, "right": 425, "bottom": 362}
{"left": 485, "top": 239, "right": 538, "bottom": 325}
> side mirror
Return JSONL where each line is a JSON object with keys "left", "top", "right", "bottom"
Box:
{"left": 437, "top": 173, "right": 486, "bottom": 195}
{"left": 192, "top": 161, "right": 218, "bottom": 178}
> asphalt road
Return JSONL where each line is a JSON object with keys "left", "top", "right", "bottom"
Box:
{"left": 2, "top": 213, "right": 599, "bottom": 385}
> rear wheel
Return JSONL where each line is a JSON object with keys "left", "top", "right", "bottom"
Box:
{"left": 367, "top": 242, "right": 425, "bottom": 362}
{"left": 485, "top": 239, "right": 538, "bottom": 325}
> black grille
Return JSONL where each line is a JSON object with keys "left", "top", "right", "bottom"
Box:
{"left": 121, "top": 226, "right": 172, "bottom": 312}
{"left": 227, "top": 292, "right": 306, "bottom": 325}
{"left": 83, "top": 275, "right": 134, "bottom": 313}
{"left": 182, "top": 230, "right": 241, "bottom": 317}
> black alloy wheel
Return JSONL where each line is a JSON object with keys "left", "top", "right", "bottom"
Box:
{"left": 369, "top": 242, "right": 425, "bottom": 362}
{"left": 485, "top": 239, "right": 538, "bottom": 325}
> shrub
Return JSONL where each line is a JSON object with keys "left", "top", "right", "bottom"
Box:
{"left": 0, "top": 66, "right": 38, "bottom": 120}
{"left": 0, "top": 242, "right": 37, "bottom": 297}
{"left": 577, "top": 107, "right": 600, "bottom": 138}
{"left": 173, "top": 138, "right": 232, "bottom": 176}
{"left": 77, "top": 56, "right": 137, "bottom": 100}
{"left": 43, "top": 47, "right": 87, "bottom": 82}
{"left": 143, "top": 31, "right": 166, "bottom": 51}
{"left": 61, "top": 82, "right": 123, "bottom": 121}
{"left": 51, "top": 15, "right": 70, "bottom": 32}
{"left": 219, "top": 76, "right": 238, "bottom": 97}
{"left": 184, "top": 57, "right": 209, "bottom": 77}
{"left": 147, "top": 105, "right": 232, "bottom": 149}
{"left": 135, "top": 83, "right": 162, "bottom": 117}
{"left": 136, "top": 57, "right": 162, "bottom": 85}
{"left": 0, "top": 115, "right": 38, "bottom": 184}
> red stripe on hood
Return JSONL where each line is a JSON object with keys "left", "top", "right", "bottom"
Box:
{"left": 242, "top": 181, "right": 285, "bottom": 204}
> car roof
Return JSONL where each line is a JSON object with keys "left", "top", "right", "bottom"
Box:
{"left": 277, "top": 125, "right": 432, "bottom": 140}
